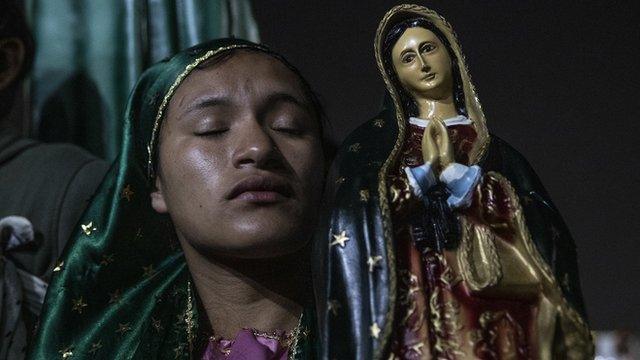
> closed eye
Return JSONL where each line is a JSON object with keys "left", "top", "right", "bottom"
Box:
{"left": 195, "top": 128, "right": 229, "bottom": 137}
{"left": 272, "top": 127, "right": 303, "bottom": 136}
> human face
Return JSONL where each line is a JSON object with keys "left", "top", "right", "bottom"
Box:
{"left": 151, "top": 50, "right": 324, "bottom": 259}
{"left": 391, "top": 27, "right": 453, "bottom": 100}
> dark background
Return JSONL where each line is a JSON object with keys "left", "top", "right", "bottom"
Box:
{"left": 253, "top": 1, "right": 640, "bottom": 330}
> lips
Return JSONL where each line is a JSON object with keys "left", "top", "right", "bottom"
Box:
{"left": 227, "top": 174, "right": 294, "bottom": 203}
{"left": 422, "top": 73, "right": 436, "bottom": 80}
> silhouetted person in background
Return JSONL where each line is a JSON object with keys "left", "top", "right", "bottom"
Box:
{"left": 0, "top": 1, "right": 108, "bottom": 357}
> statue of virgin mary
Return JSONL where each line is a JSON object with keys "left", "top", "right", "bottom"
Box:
{"left": 315, "top": 4, "right": 593, "bottom": 359}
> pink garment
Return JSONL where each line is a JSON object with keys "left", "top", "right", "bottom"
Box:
{"left": 201, "top": 329, "right": 289, "bottom": 360}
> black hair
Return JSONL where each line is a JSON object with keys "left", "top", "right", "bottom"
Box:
{"left": 382, "top": 17, "right": 466, "bottom": 118}
{"left": 0, "top": 0, "right": 35, "bottom": 119}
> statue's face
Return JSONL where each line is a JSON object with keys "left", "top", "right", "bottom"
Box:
{"left": 152, "top": 50, "right": 324, "bottom": 259}
{"left": 391, "top": 27, "right": 453, "bottom": 100}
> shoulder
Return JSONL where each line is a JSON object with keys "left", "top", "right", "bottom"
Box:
{"left": 485, "top": 135, "right": 545, "bottom": 194}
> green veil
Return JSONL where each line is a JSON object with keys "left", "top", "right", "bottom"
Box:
{"left": 29, "top": 38, "right": 314, "bottom": 360}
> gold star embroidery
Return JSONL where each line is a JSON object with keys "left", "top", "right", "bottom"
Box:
{"left": 327, "top": 299, "right": 341, "bottom": 316}
{"left": 370, "top": 322, "right": 381, "bottom": 339}
{"left": 330, "top": 231, "right": 350, "bottom": 248}
{"left": 53, "top": 261, "right": 64, "bottom": 272}
{"left": 142, "top": 264, "right": 155, "bottom": 278}
{"left": 359, "top": 189, "right": 370, "bottom": 202}
{"left": 121, "top": 184, "right": 134, "bottom": 202}
{"left": 367, "top": 255, "right": 383, "bottom": 273}
{"left": 100, "top": 253, "right": 115, "bottom": 266}
{"left": 152, "top": 317, "right": 164, "bottom": 333}
{"left": 348, "top": 142, "right": 361, "bottom": 153}
{"left": 88, "top": 341, "right": 102, "bottom": 355}
{"left": 373, "top": 119, "right": 385, "bottom": 128}
{"left": 108, "top": 289, "right": 121, "bottom": 304}
{"left": 409, "top": 342, "right": 424, "bottom": 355}
{"left": 116, "top": 323, "right": 131, "bottom": 335}
{"left": 134, "top": 227, "right": 143, "bottom": 241}
{"left": 71, "top": 297, "right": 88, "bottom": 314}
{"left": 59, "top": 345, "right": 73, "bottom": 359}
{"left": 335, "top": 176, "right": 345, "bottom": 185}
{"left": 81, "top": 221, "right": 97, "bottom": 236}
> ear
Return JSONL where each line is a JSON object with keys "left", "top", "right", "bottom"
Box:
{"left": 150, "top": 176, "right": 168, "bottom": 214}
{"left": 0, "top": 38, "right": 25, "bottom": 91}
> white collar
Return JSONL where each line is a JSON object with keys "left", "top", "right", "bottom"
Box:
{"left": 408, "top": 115, "right": 472, "bottom": 128}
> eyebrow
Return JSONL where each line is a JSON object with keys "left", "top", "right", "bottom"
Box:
{"left": 176, "top": 95, "right": 231, "bottom": 123}
{"left": 263, "top": 92, "right": 307, "bottom": 111}
{"left": 184, "top": 95, "right": 231, "bottom": 113}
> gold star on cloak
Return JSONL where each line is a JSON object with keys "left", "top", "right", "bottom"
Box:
{"left": 370, "top": 322, "right": 381, "bottom": 339}
{"left": 152, "top": 317, "right": 164, "bottom": 333}
{"left": 335, "top": 176, "right": 345, "bottom": 185}
{"left": 142, "top": 264, "right": 155, "bottom": 278}
{"left": 59, "top": 345, "right": 73, "bottom": 358}
{"left": 81, "top": 221, "right": 97, "bottom": 236}
{"left": 373, "top": 119, "right": 385, "bottom": 128}
{"left": 121, "top": 184, "right": 134, "bottom": 202}
{"left": 53, "top": 260, "right": 64, "bottom": 272}
{"left": 108, "top": 289, "right": 121, "bottom": 304}
{"left": 134, "top": 227, "right": 143, "bottom": 241}
{"left": 88, "top": 341, "right": 103, "bottom": 354}
{"left": 367, "top": 255, "right": 383, "bottom": 272}
{"left": 327, "top": 299, "right": 341, "bottom": 316}
{"left": 359, "top": 189, "right": 370, "bottom": 202}
{"left": 348, "top": 142, "right": 361, "bottom": 153}
{"left": 116, "top": 323, "right": 131, "bottom": 335}
{"left": 330, "top": 231, "right": 350, "bottom": 248}
{"left": 71, "top": 297, "right": 88, "bottom": 314}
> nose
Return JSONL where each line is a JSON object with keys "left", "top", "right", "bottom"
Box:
{"left": 418, "top": 53, "right": 430, "bottom": 71}
{"left": 231, "top": 121, "right": 284, "bottom": 171}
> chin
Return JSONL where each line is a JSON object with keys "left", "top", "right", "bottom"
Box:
{"left": 221, "top": 234, "right": 305, "bottom": 259}
{"left": 220, "top": 217, "right": 307, "bottom": 259}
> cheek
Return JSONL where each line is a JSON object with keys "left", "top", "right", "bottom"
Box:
{"left": 160, "top": 137, "right": 227, "bottom": 204}
{"left": 280, "top": 138, "right": 324, "bottom": 189}
{"left": 435, "top": 55, "right": 452, "bottom": 75}
{"left": 399, "top": 66, "right": 421, "bottom": 87}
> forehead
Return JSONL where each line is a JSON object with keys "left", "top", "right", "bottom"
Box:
{"left": 392, "top": 27, "right": 441, "bottom": 54}
{"left": 170, "top": 50, "right": 305, "bottom": 108}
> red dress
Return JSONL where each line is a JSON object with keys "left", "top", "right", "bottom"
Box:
{"left": 387, "top": 120, "right": 541, "bottom": 359}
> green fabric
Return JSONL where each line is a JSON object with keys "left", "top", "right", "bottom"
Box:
{"left": 29, "top": 38, "right": 314, "bottom": 360}
{"left": 26, "top": 0, "right": 259, "bottom": 161}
